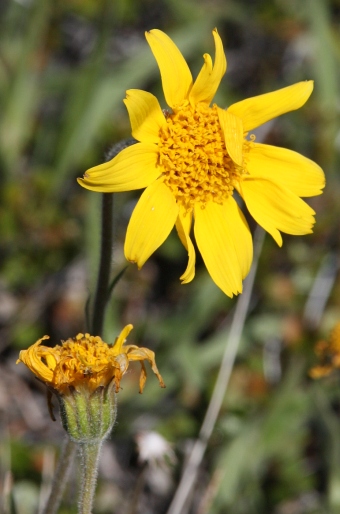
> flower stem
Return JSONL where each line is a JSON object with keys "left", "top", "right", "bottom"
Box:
{"left": 90, "top": 139, "right": 137, "bottom": 337}
{"left": 91, "top": 192, "right": 114, "bottom": 337}
{"left": 77, "top": 442, "right": 103, "bottom": 514}
{"left": 41, "top": 436, "right": 77, "bottom": 514}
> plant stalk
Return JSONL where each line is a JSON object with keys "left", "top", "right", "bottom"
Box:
{"left": 77, "top": 442, "right": 103, "bottom": 514}
{"left": 41, "top": 436, "right": 76, "bottom": 514}
{"left": 91, "top": 193, "right": 114, "bottom": 337}
{"left": 90, "top": 139, "right": 136, "bottom": 337}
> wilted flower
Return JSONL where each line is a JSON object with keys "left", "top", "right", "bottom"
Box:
{"left": 17, "top": 324, "right": 164, "bottom": 394}
{"left": 78, "top": 28, "right": 324, "bottom": 297}
{"left": 17, "top": 325, "right": 165, "bottom": 442}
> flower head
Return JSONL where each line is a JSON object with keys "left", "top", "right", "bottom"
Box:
{"left": 17, "top": 324, "right": 165, "bottom": 395}
{"left": 310, "top": 323, "right": 340, "bottom": 379}
{"left": 78, "top": 29, "right": 325, "bottom": 297}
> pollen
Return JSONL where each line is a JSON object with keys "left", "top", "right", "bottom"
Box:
{"left": 158, "top": 103, "right": 244, "bottom": 211}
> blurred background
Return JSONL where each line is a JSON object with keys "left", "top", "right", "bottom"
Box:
{"left": 1, "top": 0, "right": 340, "bottom": 512}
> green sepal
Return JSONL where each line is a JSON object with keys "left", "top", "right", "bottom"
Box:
{"left": 57, "top": 382, "right": 117, "bottom": 443}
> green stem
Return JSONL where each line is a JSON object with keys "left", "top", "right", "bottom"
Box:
{"left": 78, "top": 442, "right": 103, "bottom": 514}
{"left": 41, "top": 436, "right": 77, "bottom": 514}
{"left": 91, "top": 192, "right": 114, "bottom": 337}
{"left": 90, "top": 139, "right": 136, "bottom": 337}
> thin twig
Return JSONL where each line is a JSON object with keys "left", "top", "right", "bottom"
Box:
{"left": 41, "top": 436, "right": 77, "bottom": 514}
{"left": 38, "top": 447, "right": 55, "bottom": 513}
{"left": 166, "top": 227, "right": 265, "bottom": 514}
{"left": 302, "top": 252, "right": 339, "bottom": 330}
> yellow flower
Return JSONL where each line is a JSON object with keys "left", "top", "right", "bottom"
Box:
{"left": 78, "top": 29, "right": 325, "bottom": 297}
{"left": 17, "top": 325, "right": 165, "bottom": 394}
{"left": 310, "top": 323, "right": 340, "bottom": 379}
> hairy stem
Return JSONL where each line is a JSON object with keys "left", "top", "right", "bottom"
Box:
{"left": 77, "top": 442, "right": 102, "bottom": 514}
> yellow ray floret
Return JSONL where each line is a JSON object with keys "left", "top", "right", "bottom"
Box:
{"left": 78, "top": 28, "right": 325, "bottom": 298}
{"left": 17, "top": 325, "right": 165, "bottom": 394}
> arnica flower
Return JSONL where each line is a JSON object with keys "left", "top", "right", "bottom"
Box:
{"left": 17, "top": 326, "right": 165, "bottom": 442}
{"left": 310, "top": 323, "right": 340, "bottom": 379}
{"left": 78, "top": 29, "right": 325, "bottom": 297}
{"left": 17, "top": 324, "right": 165, "bottom": 394}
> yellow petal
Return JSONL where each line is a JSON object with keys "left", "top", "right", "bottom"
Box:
{"left": 194, "top": 198, "right": 249, "bottom": 297}
{"left": 223, "top": 197, "right": 253, "bottom": 279}
{"left": 124, "top": 179, "right": 178, "bottom": 268}
{"left": 240, "top": 177, "right": 316, "bottom": 246}
{"left": 247, "top": 143, "right": 325, "bottom": 197}
{"left": 112, "top": 324, "right": 134, "bottom": 355}
{"left": 145, "top": 29, "right": 193, "bottom": 109}
{"left": 124, "top": 89, "right": 167, "bottom": 144}
{"left": 175, "top": 208, "right": 195, "bottom": 283}
{"left": 113, "top": 353, "right": 129, "bottom": 377}
{"left": 218, "top": 107, "right": 244, "bottom": 167}
{"left": 189, "top": 28, "right": 227, "bottom": 106}
{"left": 17, "top": 336, "right": 54, "bottom": 383}
{"left": 45, "top": 353, "right": 57, "bottom": 370}
{"left": 77, "top": 143, "right": 161, "bottom": 193}
{"left": 228, "top": 81, "right": 314, "bottom": 132}
{"left": 125, "top": 346, "right": 165, "bottom": 391}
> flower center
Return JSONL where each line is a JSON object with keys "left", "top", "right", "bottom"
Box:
{"left": 158, "top": 103, "right": 245, "bottom": 211}
{"left": 58, "top": 334, "right": 111, "bottom": 372}
{"left": 40, "top": 334, "right": 121, "bottom": 392}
